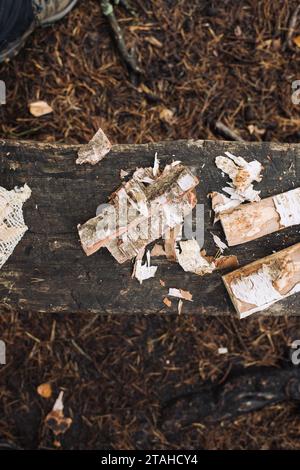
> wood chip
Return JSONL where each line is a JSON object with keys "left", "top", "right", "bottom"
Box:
{"left": 168, "top": 288, "right": 193, "bottom": 301}
{"left": 163, "top": 297, "right": 172, "bottom": 308}
{"left": 178, "top": 299, "right": 183, "bottom": 315}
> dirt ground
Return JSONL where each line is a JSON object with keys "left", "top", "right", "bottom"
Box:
{"left": 0, "top": 0, "right": 300, "bottom": 449}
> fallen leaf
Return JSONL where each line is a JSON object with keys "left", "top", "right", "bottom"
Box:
{"left": 37, "top": 382, "right": 52, "bottom": 399}
{"left": 293, "top": 35, "right": 300, "bottom": 47}
{"left": 159, "top": 107, "right": 175, "bottom": 124}
{"left": 29, "top": 100, "right": 53, "bottom": 117}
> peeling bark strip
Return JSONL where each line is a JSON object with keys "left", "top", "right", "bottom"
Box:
{"left": 78, "top": 163, "right": 199, "bottom": 263}
{"left": 223, "top": 243, "right": 300, "bottom": 318}
{"left": 220, "top": 187, "right": 300, "bottom": 246}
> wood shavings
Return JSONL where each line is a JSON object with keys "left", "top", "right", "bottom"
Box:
{"left": 168, "top": 288, "right": 193, "bottom": 301}
{"left": 212, "top": 152, "right": 263, "bottom": 219}
{"left": 133, "top": 250, "right": 158, "bottom": 284}
{"left": 223, "top": 243, "right": 300, "bottom": 318}
{"left": 163, "top": 297, "right": 172, "bottom": 308}
{"left": 0, "top": 184, "right": 31, "bottom": 269}
{"left": 45, "top": 391, "right": 72, "bottom": 438}
{"left": 211, "top": 233, "right": 228, "bottom": 253}
{"left": 78, "top": 162, "right": 199, "bottom": 262}
{"left": 76, "top": 128, "right": 111, "bottom": 165}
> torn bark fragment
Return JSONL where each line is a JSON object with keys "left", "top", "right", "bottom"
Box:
{"left": 168, "top": 288, "right": 193, "bottom": 301}
{"left": 151, "top": 244, "right": 166, "bottom": 257}
{"left": 175, "top": 239, "right": 238, "bottom": 276}
{"left": 211, "top": 233, "right": 228, "bottom": 253}
{"left": 176, "top": 239, "right": 215, "bottom": 275}
{"left": 76, "top": 128, "right": 111, "bottom": 165}
{"left": 132, "top": 250, "right": 158, "bottom": 284}
{"left": 78, "top": 162, "right": 199, "bottom": 263}
{"left": 164, "top": 224, "right": 182, "bottom": 261}
{"left": 163, "top": 297, "right": 172, "bottom": 308}
{"left": 223, "top": 243, "right": 300, "bottom": 318}
{"left": 219, "top": 187, "right": 300, "bottom": 246}
{"left": 0, "top": 184, "right": 31, "bottom": 269}
{"left": 211, "top": 152, "right": 263, "bottom": 220}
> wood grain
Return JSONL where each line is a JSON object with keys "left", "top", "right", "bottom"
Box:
{"left": 0, "top": 138, "right": 299, "bottom": 315}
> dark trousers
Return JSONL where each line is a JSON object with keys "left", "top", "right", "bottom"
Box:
{"left": 0, "top": 0, "right": 34, "bottom": 47}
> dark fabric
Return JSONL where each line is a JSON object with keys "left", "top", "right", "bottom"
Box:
{"left": 0, "top": 0, "right": 34, "bottom": 45}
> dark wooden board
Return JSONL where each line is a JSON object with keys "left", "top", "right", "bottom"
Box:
{"left": 0, "top": 138, "right": 299, "bottom": 315}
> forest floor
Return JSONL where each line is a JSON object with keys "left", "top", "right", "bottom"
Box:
{"left": 0, "top": 0, "right": 300, "bottom": 449}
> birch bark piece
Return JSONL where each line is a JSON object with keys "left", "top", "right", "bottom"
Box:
{"left": 76, "top": 128, "right": 112, "bottom": 165}
{"left": 220, "top": 187, "right": 300, "bottom": 246}
{"left": 78, "top": 163, "right": 199, "bottom": 263}
{"left": 222, "top": 243, "right": 300, "bottom": 318}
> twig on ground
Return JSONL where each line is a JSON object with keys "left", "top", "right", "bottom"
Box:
{"left": 100, "top": 0, "right": 142, "bottom": 74}
{"left": 214, "top": 121, "right": 245, "bottom": 142}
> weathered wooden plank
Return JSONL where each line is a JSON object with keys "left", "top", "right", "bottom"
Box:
{"left": 0, "top": 138, "right": 299, "bottom": 315}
